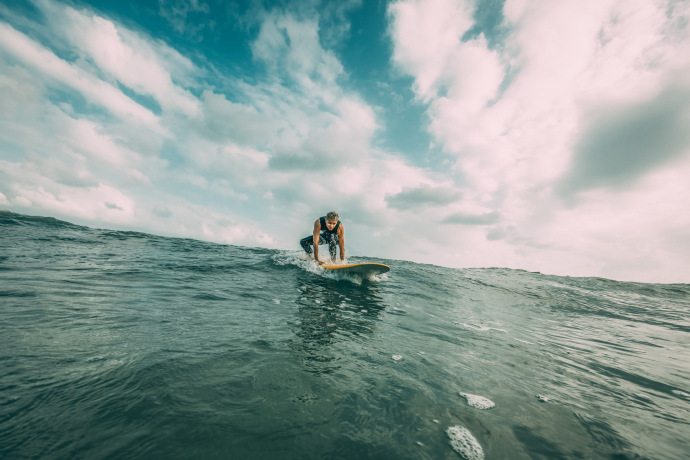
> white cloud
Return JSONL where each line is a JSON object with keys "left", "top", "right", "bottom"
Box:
{"left": 0, "top": 21, "right": 163, "bottom": 131}
{"left": 251, "top": 11, "right": 344, "bottom": 96}
{"left": 236, "top": 12, "right": 379, "bottom": 173}
{"left": 3, "top": 0, "right": 688, "bottom": 282}
{"left": 388, "top": 0, "right": 475, "bottom": 101}
{"left": 10, "top": 179, "right": 136, "bottom": 224}
{"left": 1, "top": 1, "right": 413, "bottom": 257}
{"left": 32, "top": 0, "right": 200, "bottom": 114}
{"left": 158, "top": 0, "right": 211, "bottom": 37}
{"left": 0, "top": 64, "right": 154, "bottom": 188}
{"left": 443, "top": 211, "right": 500, "bottom": 225}
{"left": 389, "top": 0, "right": 690, "bottom": 281}
{"left": 386, "top": 184, "right": 461, "bottom": 210}
{"left": 193, "top": 90, "right": 269, "bottom": 145}
{"left": 140, "top": 197, "right": 277, "bottom": 248}
{"left": 266, "top": 98, "right": 377, "bottom": 171}
{"left": 559, "top": 82, "right": 690, "bottom": 196}
{"left": 22, "top": 150, "right": 96, "bottom": 188}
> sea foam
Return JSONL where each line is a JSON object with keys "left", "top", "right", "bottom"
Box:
{"left": 446, "top": 426, "right": 484, "bottom": 460}
{"left": 459, "top": 392, "right": 495, "bottom": 409}
{"left": 456, "top": 322, "right": 506, "bottom": 333}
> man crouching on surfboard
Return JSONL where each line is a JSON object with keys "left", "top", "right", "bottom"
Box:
{"left": 300, "top": 211, "right": 345, "bottom": 265}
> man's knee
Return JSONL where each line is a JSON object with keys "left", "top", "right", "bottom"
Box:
{"left": 300, "top": 236, "right": 313, "bottom": 253}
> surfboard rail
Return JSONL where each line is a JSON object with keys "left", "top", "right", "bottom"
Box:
{"left": 321, "top": 262, "right": 390, "bottom": 276}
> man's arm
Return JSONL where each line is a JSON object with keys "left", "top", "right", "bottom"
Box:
{"left": 338, "top": 223, "right": 345, "bottom": 261}
{"left": 312, "top": 219, "right": 322, "bottom": 264}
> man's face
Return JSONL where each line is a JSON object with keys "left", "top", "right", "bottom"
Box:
{"left": 325, "top": 219, "right": 337, "bottom": 230}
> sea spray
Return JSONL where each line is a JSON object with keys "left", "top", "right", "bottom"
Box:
{"left": 459, "top": 392, "right": 495, "bottom": 409}
{"left": 446, "top": 426, "right": 484, "bottom": 460}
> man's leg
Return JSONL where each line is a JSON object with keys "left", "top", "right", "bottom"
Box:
{"left": 327, "top": 234, "right": 338, "bottom": 261}
{"left": 300, "top": 235, "right": 314, "bottom": 254}
{"left": 301, "top": 234, "right": 330, "bottom": 255}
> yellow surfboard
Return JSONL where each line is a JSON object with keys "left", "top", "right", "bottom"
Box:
{"left": 322, "top": 263, "right": 390, "bottom": 277}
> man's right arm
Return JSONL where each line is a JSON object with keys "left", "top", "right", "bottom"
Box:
{"left": 312, "top": 219, "right": 322, "bottom": 264}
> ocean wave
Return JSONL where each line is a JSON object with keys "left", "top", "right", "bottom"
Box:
{"left": 1, "top": 212, "right": 688, "bottom": 459}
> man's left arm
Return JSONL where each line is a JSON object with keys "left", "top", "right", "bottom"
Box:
{"left": 338, "top": 224, "right": 345, "bottom": 261}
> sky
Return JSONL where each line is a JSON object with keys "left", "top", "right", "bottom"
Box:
{"left": 1, "top": 0, "right": 689, "bottom": 283}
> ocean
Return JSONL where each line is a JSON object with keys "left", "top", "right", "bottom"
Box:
{"left": 1, "top": 211, "right": 689, "bottom": 459}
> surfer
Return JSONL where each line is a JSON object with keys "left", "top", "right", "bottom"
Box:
{"left": 300, "top": 211, "right": 345, "bottom": 265}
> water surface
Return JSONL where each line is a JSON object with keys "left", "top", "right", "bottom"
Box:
{"left": 1, "top": 211, "right": 689, "bottom": 459}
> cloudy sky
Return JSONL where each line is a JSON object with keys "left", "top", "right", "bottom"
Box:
{"left": 1, "top": 0, "right": 689, "bottom": 283}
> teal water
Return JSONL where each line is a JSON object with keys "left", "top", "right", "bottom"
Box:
{"left": 1, "top": 211, "right": 689, "bottom": 459}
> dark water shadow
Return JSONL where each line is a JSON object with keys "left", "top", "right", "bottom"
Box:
{"left": 512, "top": 425, "right": 569, "bottom": 459}
{"left": 289, "top": 273, "right": 389, "bottom": 375}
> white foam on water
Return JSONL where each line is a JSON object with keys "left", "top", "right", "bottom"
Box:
{"left": 459, "top": 392, "right": 495, "bottom": 410}
{"left": 516, "top": 339, "right": 534, "bottom": 344}
{"left": 455, "top": 322, "right": 506, "bottom": 333}
{"left": 372, "top": 272, "right": 389, "bottom": 282}
{"left": 329, "top": 270, "right": 364, "bottom": 285}
{"left": 536, "top": 394, "right": 549, "bottom": 402}
{"left": 446, "top": 426, "right": 484, "bottom": 460}
{"left": 672, "top": 390, "right": 690, "bottom": 398}
{"left": 272, "top": 251, "right": 323, "bottom": 274}
{"left": 464, "top": 323, "right": 490, "bottom": 331}
{"left": 392, "top": 354, "right": 403, "bottom": 361}
{"left": 273, "top": 251, "right": 362, "bottom": 283}
{"left": 272, "top": 299, "right": 280, "bottom": 305}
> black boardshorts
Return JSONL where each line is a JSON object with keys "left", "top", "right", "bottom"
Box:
{"left": 300, "top": 232, "right": 339, "bottom": 260}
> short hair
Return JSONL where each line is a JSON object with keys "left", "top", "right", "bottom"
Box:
{"left": 326, "top": 211, "right": 339, "bottom": 221}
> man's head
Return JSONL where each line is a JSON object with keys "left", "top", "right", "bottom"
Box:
{"left": 325, "top": 211, "right": 339, "bottom": 230}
